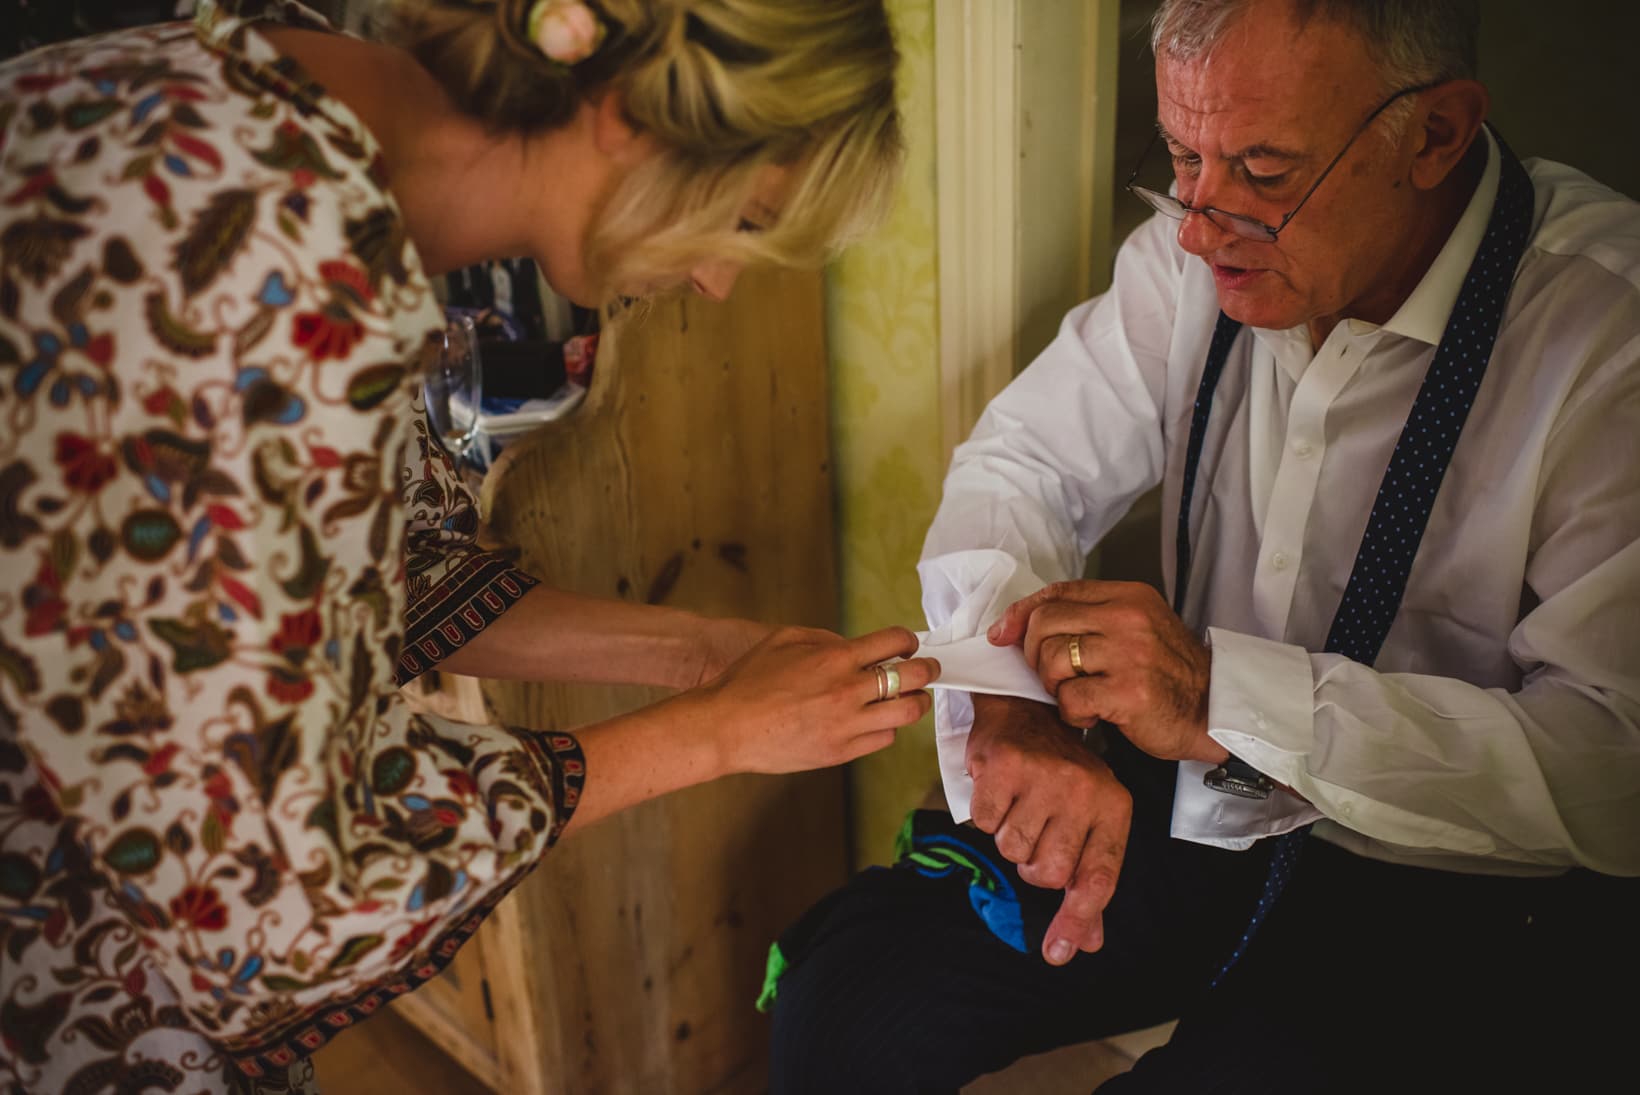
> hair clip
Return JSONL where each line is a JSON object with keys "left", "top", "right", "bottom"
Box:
{"left": 527, "top": 0, "right": 607, "bottom": 65}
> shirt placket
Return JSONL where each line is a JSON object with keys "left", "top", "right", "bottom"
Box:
{"left": 1252, "top": 326, "right": 1375, "bottom": 637}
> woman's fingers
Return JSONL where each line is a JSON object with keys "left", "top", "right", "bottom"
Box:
{"left": 860, "top": 689, "right": 933, "bottom": 731}
{"left": 842, "top": 728, "right": 901, "bottom": 763}
{"left": 709, "top": 627, "right": 938, "bottom": 774}
{"left": 848, "top": 625, "right": 922, "bottom": 667}
{"left": 857, "top": 655, "right": 940, "bottom": 703}
{"left": 853, "top": 657, "right": 937, "bottom": 721}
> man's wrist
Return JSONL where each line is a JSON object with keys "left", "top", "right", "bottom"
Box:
{"left": 971, "top": 692, "right": 1057, "bottom": 733}
{"left": 1190, "top": 728, "right": 1231, "bottom": 766}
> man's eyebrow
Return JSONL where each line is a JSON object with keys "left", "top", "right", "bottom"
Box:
{"left": 1155, "top": 122, "right": 1305, "bottom": 162}
{"left": 1232, "top": 142, "right": 1305, "bottom": 162}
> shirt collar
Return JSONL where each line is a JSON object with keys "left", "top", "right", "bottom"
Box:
{"left": 1360, "top": 126, "right": 1502, "bottom": 346}
{"left": 1249, "top": 324, "right": 1313, "bottom": 383}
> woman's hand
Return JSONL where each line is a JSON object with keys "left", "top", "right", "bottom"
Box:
{"left": 697, "top": 625, "right": 941, "bottom": 775}
{"left": 687, "top": 616, "right": 777, "bottom": 689}
{"left": 563, "top": 626, "right": 939, "bottom": 834}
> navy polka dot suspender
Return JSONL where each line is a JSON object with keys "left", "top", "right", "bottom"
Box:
{"left": 1318, "top": 137, "right": 1534, "bottom": 664}
{"left": 1167, "top": 129, "right": 1537, "bottom": 987}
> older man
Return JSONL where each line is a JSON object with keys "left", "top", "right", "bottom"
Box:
{"left": 766, "top": 1, "right": 1639, "bottom": 1091}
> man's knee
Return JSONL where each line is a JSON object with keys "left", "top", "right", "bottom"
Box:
{"left": 767, "top": 855, "right": 1128, "bottom": 1093}
{"left": 767, "top": 940, "right": 913, "bottom": 1093}
{"left": 766, "top": 853, "right": 1058, "bottom": 1090}
{"left": 766, "top": 875, "right": 954, "bottom": 1093}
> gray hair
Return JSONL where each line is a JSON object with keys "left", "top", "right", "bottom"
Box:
{"left": 1151, "top": 0, "right": 1480, "bottom": 89}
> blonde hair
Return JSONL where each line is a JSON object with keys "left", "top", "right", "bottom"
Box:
{"left": 391, "top": 0, "right": 903, "bottom": 303}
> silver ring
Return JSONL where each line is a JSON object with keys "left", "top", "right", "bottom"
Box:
{"left": 880, "top": 663, "right": 901, "bottom": 701}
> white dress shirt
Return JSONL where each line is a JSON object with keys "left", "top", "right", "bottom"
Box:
{"left": 919, "top": 131, "right": 1640, "bottom": 877}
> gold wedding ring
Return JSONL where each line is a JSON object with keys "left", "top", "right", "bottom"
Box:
{"left": 872, "top": 663, "right": 902, "bottom": 703}
{"left": 1068, "top": 635, "right": 1087, "bottom": 676}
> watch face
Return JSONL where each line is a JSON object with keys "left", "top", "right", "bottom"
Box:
{"left": 1204, "top": 765, "right": 1274, "bottom": 800}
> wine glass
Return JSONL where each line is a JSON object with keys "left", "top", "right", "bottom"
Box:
{"left": 423, "top": 313, "right": 483, "bottom": 462}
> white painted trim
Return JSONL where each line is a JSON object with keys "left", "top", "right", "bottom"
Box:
{"left": 934, "top": 0, "right": 1019, "bottom": 464}
{"left": 1082, "top": 0, "right": 1123, "bottom": 299}
{"left": 934, "top": 1, "right": 1120, "bottom": 465}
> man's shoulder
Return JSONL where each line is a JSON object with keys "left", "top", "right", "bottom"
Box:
{"left": 1511, "top": 159, "right": 1640, "bottom": 411}
{"left": 1523, "top": 157, "right": 1640, "bottom": 301}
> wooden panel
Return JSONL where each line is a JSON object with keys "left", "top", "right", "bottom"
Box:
{"left": 391, "top": 967, "right": 500, "bottom": 1092}
{"left": 459, "top": 267, "right": 848, "bottom": 1093}
{"left": 314, "top": 1006, "right": 492, "bottom": 1095}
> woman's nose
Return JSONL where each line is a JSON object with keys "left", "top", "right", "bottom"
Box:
{"left": 690, "top": 260, "right": 742, "bottom": 302}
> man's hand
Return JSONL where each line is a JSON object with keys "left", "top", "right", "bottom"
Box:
{"left": 989, "top": 580, "right": 1227, "bottom": 766}
{"left": 966, "top": 694, "right": 1132, "bottom": 965}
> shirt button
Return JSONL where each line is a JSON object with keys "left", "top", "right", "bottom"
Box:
{"left": 1270, "top": 551, "right": 1290, "bottom": 571}
{"left": 1292, "top": 439, "right": 1314, "bottom": 459}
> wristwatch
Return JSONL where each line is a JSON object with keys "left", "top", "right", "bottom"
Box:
{"left": 1203, "top": 757, "right": 1274, "bottom": 800}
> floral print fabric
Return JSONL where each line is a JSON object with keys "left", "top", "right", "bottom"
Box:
{"left": 0, "top": 3, "right": 583, "bottom": 1092}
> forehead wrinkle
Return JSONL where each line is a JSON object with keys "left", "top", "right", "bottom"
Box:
{"left": 1157, "top": 55, "right": 1357, "bottom": 168}
{"left": 1154, "top": 0, "right": 1382, "bottom": 156}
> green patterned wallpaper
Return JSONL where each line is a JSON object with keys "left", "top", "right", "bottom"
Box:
{"left": 826, "top": 0, "right": 944, "bottom": 870}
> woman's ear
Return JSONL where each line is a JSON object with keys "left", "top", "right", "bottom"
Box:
{"left": 590, "top": 89, "right": 652, "bottom": 165}
{"left": 1409, "top": 79, "right": 1490, "bottom": 191}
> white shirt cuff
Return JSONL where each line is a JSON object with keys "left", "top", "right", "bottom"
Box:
{"left": 1169, "top": 628, "right": 1323, "bottom": 849}
{"left": 933, "top": 689, "right": 977, "bottom": 822}
{"left": 1202, "top": 629, "right": 1499, "bottom": 855}
{"left": 921, "top": 551, "right": 1056, "bottom": 823}
{"left": 1204, "top": 625, "right": 1317, "bottom": 781}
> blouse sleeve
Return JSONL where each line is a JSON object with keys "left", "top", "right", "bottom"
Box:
{"left": 394, "top": 404, "right": 538, "bottom": 686}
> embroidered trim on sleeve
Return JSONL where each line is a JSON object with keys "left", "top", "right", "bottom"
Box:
{"left": 396, "top": 557, "right": 538, "bottom": 684}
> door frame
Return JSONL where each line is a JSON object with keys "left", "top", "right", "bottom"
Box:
{"left": 934, "top": 0, "right": 1121, "bottom": 461}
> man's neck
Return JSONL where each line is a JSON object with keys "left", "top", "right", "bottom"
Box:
{"left": 1305, "top": 136, "right": 1489, "bottom": 348}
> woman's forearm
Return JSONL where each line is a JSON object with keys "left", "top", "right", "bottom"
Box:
{"left": 432, "top": 583, "right": 719, "bottom": 688}
{"left": 557, "top": 690, "right": 728, "bottom": 834}
{"left": 555, "top": 625, "right": 943, "bottom": 835}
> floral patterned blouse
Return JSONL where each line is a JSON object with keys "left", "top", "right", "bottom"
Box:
{"left": 0, "top": 3, "right": 585, "bottom": 1092}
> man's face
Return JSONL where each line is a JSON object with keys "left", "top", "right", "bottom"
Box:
{"left": 1154, "top": 3, "right": 1417, "bottom": 333}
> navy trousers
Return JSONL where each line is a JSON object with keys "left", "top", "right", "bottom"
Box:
{"left": 768, "top": 737, "right": 1637, "bottom": 1094}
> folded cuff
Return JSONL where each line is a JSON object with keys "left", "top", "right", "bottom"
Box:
{"left": 1205, "top": 626, "right": 1316, "bottom": 787}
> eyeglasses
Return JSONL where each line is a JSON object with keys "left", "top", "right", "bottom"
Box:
{"left": 1125, "top": 82, "right": 1439, "bottom": 243}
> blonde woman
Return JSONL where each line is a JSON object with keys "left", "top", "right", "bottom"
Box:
{"left": 0, "top": 1, "right": 929, "bottom": 1091}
